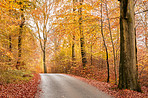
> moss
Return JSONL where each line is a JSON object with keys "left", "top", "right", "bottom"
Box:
{"left": 0, "top": 69, "right": 33, "bottom": 84}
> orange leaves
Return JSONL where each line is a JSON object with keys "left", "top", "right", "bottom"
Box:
{"left": 0, "top": 0, "right": 19, "bottom": 11}
{"left": 0, "top": 2, "right": 6, "bottom": 9}
{"left": 0, "top": 44, "right": 13, "bottom": 59}
{"left": 82, "top": 3, "right": 93, "bottom": 11}
{"left": 0, "top": 73, "right": 41, "bottom": 97}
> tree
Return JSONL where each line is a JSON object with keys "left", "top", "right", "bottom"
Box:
{"left": 16, "top": 1, "right": 25, "bottom": 69}
{"left": 29, "top": 0, "right": 53, "bottom": 73}
{"left": 15, "top": 0, "right": 35, "bottom": 69}
{"left": 72, "top": 0, "right": 77, "bottom": 67}
{"left": 105, "top": 0, "right": 117, "bottom": 84}
{"left": 118, "top": 0, "right": 141, "bottom": 92}
{"left": 78, "top": 0, "right": 87, "bottom": 67}
{"left": 100, "top": 0, "right": 110, "bottom": 83}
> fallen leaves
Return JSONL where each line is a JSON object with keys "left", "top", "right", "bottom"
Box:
{"left": 68, "top": 74, "right": 148, "bottom": 98}
{"left": 0, "top": 73, "right": 41, "bottom": 98}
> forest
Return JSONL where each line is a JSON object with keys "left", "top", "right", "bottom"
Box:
{"left": 0, "top": 0, "right": 147, "bottom": 97}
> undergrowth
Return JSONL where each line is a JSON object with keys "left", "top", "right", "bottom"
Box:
{"left": 0, "top": 69, "right": 33, "bottom": 84}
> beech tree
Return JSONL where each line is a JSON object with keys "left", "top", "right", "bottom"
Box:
{"left": 16, "top": 1, "right": 25, "bottom": 69}
{"left": 28, "top": 0, "right": 54, "bottom": 73}
{"left": 105, "top": 0, "right": 117, "bottom": 84}
{"left": 79, "top": 0, "right": 87, "bottom": 67}
{"left": 72, "top": 0, "right": 77, "bottom": 67}
{"left": 118, "top": 0, "right": 141, "bottom": 92}
{"left": 100, "top": 0, "right": 110, "bottom": 83}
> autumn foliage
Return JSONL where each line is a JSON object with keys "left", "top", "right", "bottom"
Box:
{"left": 0, "top": 0, "right": 147, "bottom": 97}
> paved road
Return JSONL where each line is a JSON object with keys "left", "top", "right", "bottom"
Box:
{"left": 38, "top": 74, "right": 112, "bottom": 98}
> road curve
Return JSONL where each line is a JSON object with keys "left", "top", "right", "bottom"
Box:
{"left": 38, "top": 74, "right": 112, "bottom": 98}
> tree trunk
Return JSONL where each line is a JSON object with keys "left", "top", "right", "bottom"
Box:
{"left": 43, "top": 49, "right": 47, "bottom": 73}
{"left": 8, "top": 1, "right": 12, "bottom": 63}
{"left": 90, "top": 42, "right": 92, "bottom": 66}
{"left": 145, "top": 5, "right": 148, "bottom": 49}
{"left": 43, "top": 24, "right": 47, "bottom": 73}
{"left": 118, "top": 0, "right": 141, "bottom": 92}
{"left": 72, "top": 0, "right": 77, "bottom": 67}
{"left": 100, "top": 0, "right": 110, "bottom": 83}
{"left": 9, "top": 35, "right": 12, "bottom": 62}
{"left": 105, "top": 0, "right": 117, "bottom": 84}
{"left": 78, "top": 0, "right": 87, "bottom": 67}
{"left": 16, "top": 4, "right": 25, "bottom": 69}
{"left": 72, "top": 35, "right": 75, "bottom": 66}
{"left": 54, "top": 35, "right": 58, "bottom": 67}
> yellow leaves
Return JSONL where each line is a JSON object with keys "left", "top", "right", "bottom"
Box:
{"left": 0, "top": 45, "right": 13, "bottom": 59}
{"left": 0, "top": 0, "right": 31, "bottom": 12}
{"left": 0, "top": 2, "right": 6, "bottom": 9}
{"left": 82, "top": 4, "right": 93, "bottom": 11}
{"left": 0, "top": 0, "right": 21, "bottom": 14}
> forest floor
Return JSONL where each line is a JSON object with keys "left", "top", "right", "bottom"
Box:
{"left": 0, "top": 72, "right": 147, "bottom": 98}
{"left": 0, "top": 73, "right": 41, "bottom": 97}
{"left": 68, "top": 74, "right": 148, "bottom": 98}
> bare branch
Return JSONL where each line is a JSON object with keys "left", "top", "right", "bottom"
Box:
{"left": 135, "top": 9, "right": 148, "bottom": 15}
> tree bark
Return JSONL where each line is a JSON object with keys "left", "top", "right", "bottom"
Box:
{"left": 78, "top": 0, "right": 87, "bottom": 67}
{"left": 9, "top": 35, "right": 12, "bottom": 62}
{"left": 43, "top": 25, "right": 47, "bottom": 73}
{"left": 90, "top": 41, "right": 93, "bottom": 66}
{"left": 105, "top": 0, "right": 117, "bottom": 84}
{"left": 43, "top": 49, "right": 47, "bottom": 73}
{"left": 72, "top": 0, "right": 77, "bottom": 67}
{"left": 72, "top": 35, "right": 75, "bottom": 66}
{"left": 145, "top": 4, "right": 148, "bottom": 49}
{"left": 100, "top": 0, "right": 110, "bottom": 83}
{"left": 118, "top": 0, "right": 141, "bottom": 92}
{"left": 8, "top": 1, "right": 12, "bottom": 63}
{"left": 16, "top": 3, "right": 25, "bottom": 69}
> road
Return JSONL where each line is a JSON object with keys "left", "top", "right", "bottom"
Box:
{"left": 38, "top": 74, "right": 112, "bottom": 98}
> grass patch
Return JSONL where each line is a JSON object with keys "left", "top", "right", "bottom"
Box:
{"left": 0, "top": 69, "right": 33, "bottom": 84}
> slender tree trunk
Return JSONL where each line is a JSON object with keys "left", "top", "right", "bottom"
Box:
{"left": 8, "top": 2, "right": 11, "bottom": 63}
{"left": 43, "top": 48, "right": 47, "bottom": 73}
{"left": 39, "top": 38, "right": 47, "bottom": 73}
{"left": 116, "top": 25, "right": 119, "bottom": 75}
{"left": 43, "top": 25, "right": 47, "bottom": 73}
{"left": 42, "top": 6, "right": 47, "bottom": 73}
{"left": 100, "top": 0, "right": 110, "bottom": 83}
{"left": 9, "top": 35, "right": 12, "bottom": 62}
{"left": 79, "top": 0, "right": 87, "bottom": 67}
{"left": 72, "top": 0, "right": 77, "bottom": 67}
{"left": 105, "top": 0, "right": 117, "bottom": 84}
{"left": 145, "top": 5, "right": 148, "bottom": 49}
{"left": 54, "top": 36, "right": 57, "bottom": 67}
{"left": 72, "top": 35, "right": 75, "bottom": 66}
{"left": 100, "top": 39, "right": 102, "bottom": 69}
{"left": 90, "top": 39, "right": 93, "bottom": 66}
{"left": 118, "top": 0, "right": 141, "bottom": 92}
{"left": 16, "top": 4, "right": 25, "bottom": 69}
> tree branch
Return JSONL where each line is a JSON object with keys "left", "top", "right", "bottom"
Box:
{"left": 135, "top": 9, "right": 148, "bottom": 15}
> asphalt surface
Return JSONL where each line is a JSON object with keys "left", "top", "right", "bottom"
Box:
{"left": 38, "top": 74, "right": 112, "bottom": 98}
